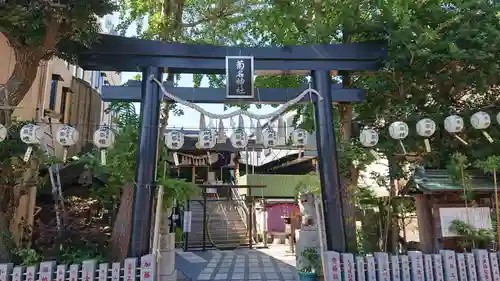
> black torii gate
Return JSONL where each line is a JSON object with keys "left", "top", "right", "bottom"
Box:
{"left": 78, "top": 35, "right": 387, "bottom": 257}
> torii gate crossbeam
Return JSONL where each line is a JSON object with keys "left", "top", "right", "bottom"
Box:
{"left": 78, "top": 34, "right": 387, "bottom": 257}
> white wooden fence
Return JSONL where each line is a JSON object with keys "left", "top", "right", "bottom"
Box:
{"left": 325, "top": 249, "right": 498, "bottom": 281}
{"left": 0, "top": 255, "right": 156, "bottom": 281}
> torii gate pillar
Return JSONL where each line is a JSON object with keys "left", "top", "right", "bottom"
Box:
{"left": 312, "top": 70, "right": 346, "bottom": 251}
{"left": 128, "top": 67, "right": 162, "bottom": 257}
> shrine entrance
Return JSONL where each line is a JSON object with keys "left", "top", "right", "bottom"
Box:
{"left": 79, "top": 35, "right": 387, "bottom": 259}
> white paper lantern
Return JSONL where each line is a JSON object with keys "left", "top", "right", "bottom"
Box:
{"left": 470, "top": 111, "right": 491, "bottom": 130}
{"left": 444, "top": 115, "right": 464, "bottom": 133}
{"left": 93, "top": 127, "right": 115, "bottom": 149}
{"left": 230, "top": 128, "right": 248, "bottom": 149}
{"left": 497, "top": 112, "right": 500, "bottom": 125}
{"left": 388, "top": 121, "right": 409, "bottom": 140}
{"left": 20, "top": 124, "right": 41, "bottom": 145}
{"left": 198, "top": 129, "right": 216, "bottom": 149}
{"left": 0, "top": 124, "right": 7, "bottom": 142}
{"left": 359, "top": 129, "right": 379, "bottom": 147}
{"left": 165, "top": 130, "right": 184, "bottom": 150}
{"left": 262, "top": 129, "right": 277, "bottom": 148}
{"left": 416, "top": 118, "right": 436, "bottom": 137}
{"left": 292, "top": 128, "right": 308, "bottom": 147}
{"left": 56, "top": 125, "right": 79, "bottom": 147}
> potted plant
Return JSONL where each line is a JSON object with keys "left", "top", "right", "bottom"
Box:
{"left": 298, "top": 247, "right": 320, "bottom": 281}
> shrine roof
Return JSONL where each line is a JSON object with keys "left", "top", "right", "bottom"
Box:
{"left": 406, "top": 167, "right": 496, "bottom": 194}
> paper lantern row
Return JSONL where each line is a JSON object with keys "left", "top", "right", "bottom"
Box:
{"left": 165, "top": 128, "right": 308, "bottom": 150}
{"left": 13, "top": 124, "right": 116, "bottom": 148}
{"left": 359, "top": 112, "right": 500, "bottom": 148}
{"left": 0, "top": 123, "right": 116, "bottom": 163}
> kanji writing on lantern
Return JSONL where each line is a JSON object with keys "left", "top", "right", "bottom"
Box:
{"left": 143, "top": 272, "right": 151, "bottom": 279}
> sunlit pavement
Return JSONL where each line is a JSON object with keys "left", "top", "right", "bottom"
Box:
{"left": 175, "top": 244, "right": 298, "bottom": 281}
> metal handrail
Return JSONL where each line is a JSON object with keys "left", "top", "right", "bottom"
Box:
{"left": 231, "top": 187, "right": 249, "bottom": 229}
{"left": 214, "top": 192, "right": 231, "bottom": 227}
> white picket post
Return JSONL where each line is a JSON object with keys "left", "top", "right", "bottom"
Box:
{"left": 401, "top": 255, "right": 411, "bottom": 281}
{"left": 375, "top": 253, "right": 390, "bottom": 281}
{"left": 140, "top": 255, "right": 156, "bottom": 281}
{"left": 39, "top": 261, "right": 55, "bottom": 281}
{"left": 124, "top": 258, "right": 138, "bottom": 281}
{"left": 465, "top": 253, "right": 478, "bottom": 281}
{"left": 457, "top": 253, "right": 468, "bottom": 281}
{"left": 474, "top": 250, "right": 492, "bottom": 281}
{"left": 82, "top": 261, "right": 97, "bottom": 281}
{"left": 441, "top": 250, "right": 459, "bottom": 281}
{"left": 434, "top": 254, "right": 445, "bottom": 281}
{"left": 341, "top": 253, "right": 355, "bottom": 281}
{"left": 425, "top": 255, "right": 435, "bottom": 281}
{"left": 365, "top": 256, "right": 376, "bottom": 281}
{"left": 69, "top": 265, "right": 79, "bottom": 281}
{"left": 356, "top": 256, "right": 366, "bottom": 281}
{"left": 12, "top": 266, "right": 23, "bottom": 281}
{"left": 0, "top": 263, "right": 13, "bottom": 281}
{"left": 325, "top": 252, "right": 341, "bottom": 281}
{"left": 56, "top": 265, "right": 66, "bottom": 281}
{"left": 98, "top": 263, "right": 109, "bottom": 281}
{"left": 490, "top": 253, "right": 500, "bottom": 281}
{"left": 409, "top": 251, "right": 425, "bottom": 281}
{"left": 391, "top": 255, "right": 401, "bottom": 281}
{"left": 26, "top": 266, "right": 37, "bottom": 281}
{"left": 111, "top": 263, "right": 120, "bottom": 281}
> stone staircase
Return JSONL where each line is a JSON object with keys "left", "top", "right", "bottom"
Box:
{"left": 187, "top": 198, "right": 248, "bottom": 249}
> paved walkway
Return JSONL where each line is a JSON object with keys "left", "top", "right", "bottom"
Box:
{"left": 175, "top": 245, "right": 298, "bottom": 281}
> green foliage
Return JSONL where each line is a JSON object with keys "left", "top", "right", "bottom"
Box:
{"left": 355, "top": 0, "right": 500, "bottom": 168}
{"left": 447, "top": 153, "right": 474, "bottom": 201}
{"left": 475, "top": 156, "right": 500, "bottom": 174}
{"left": 294, "top": 173, "right": 321, "bottom": 198}
{"left": 298, "top": 248, "right": 321, "bottom": 273}
{"left": 58, "top": 246, "right": 105, "bottom": 264}
{"left": 12, "top": 248, "right": 43, "bottom": 266}
{"left": 449, "top": 219, "right": 494, "bottom": 250}
{"left": 78, "top": 101, "right": 198, "bottom": 210}
{"left": 0, "top": 0, "right": 117, "bottom": 62}
{"left": 447, "top": 153, "right": 471, "bottom": 183}
{"left": 158, "top": 177, "right": 199, "bottom": 209}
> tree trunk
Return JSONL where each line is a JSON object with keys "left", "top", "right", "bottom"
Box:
{"left": 2, "top": 17, "right": 60, "bottom": 109}
{"left": 0, "top": 210, "right": 12, "bottom": 263}
{"left": 339, "top": 71, "right": 358, "bottom": 252}
{"left": 387, "top": 156, "right": 401, "bottom": 254}
{"left": 1, "top": 47, "right": 43, "bottom": 109}
{"left": 109, "top": 184, "right": 134, "bottom": 261}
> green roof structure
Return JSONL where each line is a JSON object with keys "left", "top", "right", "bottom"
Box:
{"left": 408, "top": 167, "right": 497, "bottom": 194}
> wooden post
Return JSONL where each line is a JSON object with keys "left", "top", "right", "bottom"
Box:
{"left": 415, "top": 195, "right": 435, "bottom": 253}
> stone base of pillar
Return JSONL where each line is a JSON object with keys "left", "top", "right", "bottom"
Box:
{"left": 158, "top": 233, "right": 177, "bottom": 281}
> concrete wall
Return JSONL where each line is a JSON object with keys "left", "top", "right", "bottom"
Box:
{"left": 238, "top": 174, "right": 310, "bottom": 198}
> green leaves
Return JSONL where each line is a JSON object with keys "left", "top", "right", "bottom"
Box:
{"left": 294, "top": 173, "right": 321, "bottom": 197}
{"left": 448, "top": 219, "right": 494, "bottom": 249}
{"left": 474, "top": 155, "right": 500, "bottom": 174}
{"left": 1, "top": 0, "right": 117, "bottom": 61}
{"left": 158, "top": 177, "right": 199, "bottom": 209}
